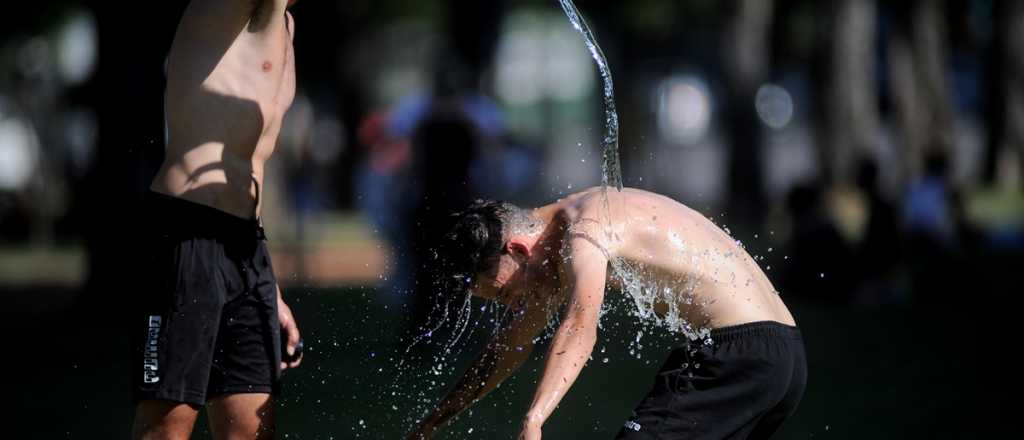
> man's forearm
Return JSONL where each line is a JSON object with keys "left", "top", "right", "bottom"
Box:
{"left": 418, "top": 343, "right": 533, "bottom": 432}
{"left": 523, "top": 318, "right": 596, "bottom": 428}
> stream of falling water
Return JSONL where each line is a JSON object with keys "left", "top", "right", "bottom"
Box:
{"left": 557, "top": 0, "right": 623, "bottom": 197}
{"left": 557, "top": 0, "right": 714, "bottom": 349}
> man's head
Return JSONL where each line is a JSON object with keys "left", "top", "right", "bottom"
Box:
{"left": 442, "top": 200, "right": 544, "bottom": 301}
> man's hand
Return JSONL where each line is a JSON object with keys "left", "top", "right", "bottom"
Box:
{"left": 517, "top": 419, "right": 542, "bottom": 440}
{"left": 277, "top": 288, "right": 302, "bottom": 370}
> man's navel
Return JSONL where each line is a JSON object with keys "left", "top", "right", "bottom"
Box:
{"left": 262, "top": 61, "right": 273, "bottom": 72}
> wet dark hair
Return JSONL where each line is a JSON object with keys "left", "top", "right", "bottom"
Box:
{"left": 441, "top": 200, "right": 523, "bottom": 282}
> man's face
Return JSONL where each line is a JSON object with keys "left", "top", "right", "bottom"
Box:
{"left": 471, "top": 255, "right": 523, "bottom": 304}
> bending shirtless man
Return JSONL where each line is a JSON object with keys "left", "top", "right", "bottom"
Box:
{"left": 132, "top": 1, "right": 302, "bottom": 438}
{"left": 412, "top": 188, "right": 806, "bottom": 440}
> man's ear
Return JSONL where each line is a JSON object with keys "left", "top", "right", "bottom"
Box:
{"left": 506, "top": 239, "right": 532, "bottom": 262}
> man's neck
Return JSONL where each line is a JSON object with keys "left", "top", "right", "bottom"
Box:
{"left": 520, "top": 208, "right": 570, "bottom": 293}
{"left": 528, "top": 206, "right": 566, "bottom": 251}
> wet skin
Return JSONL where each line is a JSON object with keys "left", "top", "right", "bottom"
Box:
{"left": 412, "top": 187, "right": 795, "bottom": 439}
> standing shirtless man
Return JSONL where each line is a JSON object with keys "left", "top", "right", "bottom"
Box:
{"left": 411, "top": 188, "right": 806, "bottom": 439}
{"left": 132, "top": 1, "right": 302, "bottom": 438}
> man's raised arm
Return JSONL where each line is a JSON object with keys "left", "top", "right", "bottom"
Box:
{"left": 183, "top": 0, "right": 288, "bottom": 32}
{"left": 409, "top": 303, "right": 551, "bottom": 439}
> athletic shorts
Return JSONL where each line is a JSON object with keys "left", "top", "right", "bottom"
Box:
{"left": 132, "top": 191, "right": 281, "bottom": 406}
{"left": 615, "top": 321, "right": 807, "bottom": 440}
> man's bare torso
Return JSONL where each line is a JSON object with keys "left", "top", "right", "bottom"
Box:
{"left": 548, "top": 187, "right": 795, "bottom": 330}
{"left": 151, "top": 0, "right": 296, "bottom": 219}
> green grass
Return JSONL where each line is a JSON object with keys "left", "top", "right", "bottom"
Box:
{"left": 0, "top": 245, "right": 85, "bottom": 286}
{"left": 11, "top": 287, "right": 996, "bottom": 438}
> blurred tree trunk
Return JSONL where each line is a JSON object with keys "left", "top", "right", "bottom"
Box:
{"left": 984, "top": 0, "right": 1024, "bottom": 187}
{"left": 448, "top": 0, "right": 504, "bottom": 83}
{"left": 887, "top": 0, "right": 954, "bottom": 183}
{"left": 722, "top": 0, "right": 772, "bottom": 221}
{"left": 825, "top": 0, "right": 880, "bottom": 185}
{"left": 78, "top": 1, "right": 181, "bottom": 328}
{"left": 406, "top": 0, "right": 506, "bottom": 330}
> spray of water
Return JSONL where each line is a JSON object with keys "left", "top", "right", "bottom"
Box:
{"left": 557, "top": 0, "right": 623, "bottom": 195}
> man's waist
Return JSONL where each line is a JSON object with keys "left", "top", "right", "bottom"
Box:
{"left": 145, "top": 190, "right": 267, "bottom": 240}
{"left": 150, "top": 162, "right": 264, "bottom": 221}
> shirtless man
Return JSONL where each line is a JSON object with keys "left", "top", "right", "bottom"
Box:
{"left": 132, "top": 1, "right": 302, "bottom": 438}
{"left": 411, "top": 188, "right": 806, "bottom": 440}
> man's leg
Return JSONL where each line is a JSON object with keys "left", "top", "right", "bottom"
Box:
{"left": 207, "top": 393, "right": 275, "bottom": 440}
{"left": 132, "top": 400, "right": 200, "bottom": 440}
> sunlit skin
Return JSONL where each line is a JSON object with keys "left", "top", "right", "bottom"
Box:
{"left": 135, "top": 1, "right": 300, "bottom": 439}
{"left": 411, "top": 187, "right": 795, "bottom": 440}
{"left": 152, "top": 0, "right": 296, "bottom": 219}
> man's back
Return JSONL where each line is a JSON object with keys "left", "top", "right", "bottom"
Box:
{"left": 153, "top": 0, "right": 296, "bottom": 219}
{"left": 554, "top": 187, "right": 795, "bottom": 330}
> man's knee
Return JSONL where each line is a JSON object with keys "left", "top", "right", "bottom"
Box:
{"left": 208, "top": 393, "right": 275, "bottom": 440}
{"left": 132, "top": 400, "right": 200, "bottom": 440}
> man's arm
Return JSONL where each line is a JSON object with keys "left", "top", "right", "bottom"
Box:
{"left": 519, "top": 233, "right": 608, "bottom": 439}
{"left": 183, "top": 0, "right": 288, "bottom": 31}
{"left": 410, "top": 303, "right": 550, "bottom": 439}
{"left": 277, "top": 285, "right": 302, "bottom": 370}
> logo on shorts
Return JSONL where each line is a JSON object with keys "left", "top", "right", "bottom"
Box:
{"left": 624, "top": 420, "right": 642, "bottom": 432}
{"left": 143, "top": 315, "right": 162, "bottom": 384}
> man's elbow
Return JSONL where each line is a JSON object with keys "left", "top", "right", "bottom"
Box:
{"left": 563, "top": 319, "right": 598, "bottom": 347}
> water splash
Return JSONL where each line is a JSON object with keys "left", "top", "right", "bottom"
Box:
{"left": 385, "top": 282, "right": 555, "bottom": 433}
{"left": 378, "top": 3, "right": 715, "bottom": 433}
{"left": 557, "top": 1, "right": 702, "bottom": 346}
{"left": 557, "top": 0, "right": 623, "bottom": 195}
{"left": 607, "top": 256, "right": 713, "bottom": 346}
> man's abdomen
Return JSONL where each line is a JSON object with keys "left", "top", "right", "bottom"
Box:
{"left": 150, "top": 142, "right": 268, "bottom": 220}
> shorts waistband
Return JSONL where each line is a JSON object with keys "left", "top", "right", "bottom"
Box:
{"left": 659, "top": 321, "right": 802, "bottom": 376}
{"left": 708, "top": 321, "right": 802, "bottom": 343}
{"left": 145, "top": 191, "right": 266, "bottom": 240}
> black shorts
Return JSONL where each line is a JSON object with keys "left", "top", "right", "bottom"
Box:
{"left": 616, "top": 321, "right": 807, "bottom": 440}
{"left": 132, "top": 192, "right": 281, "bottom": 406}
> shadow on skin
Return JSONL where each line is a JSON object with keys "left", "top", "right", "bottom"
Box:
{"left": 161, "top": 0, "right": 284, "bottom": 216}
{"left": 207, "top": 394, "right": 277, "bottom": 440}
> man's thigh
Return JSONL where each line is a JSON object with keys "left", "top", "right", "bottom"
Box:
{"left": 132, "top": 400, "right": 200, "bottom": 440}
{"left": 207, "top": 393, "right": 275, "bottom": 440}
